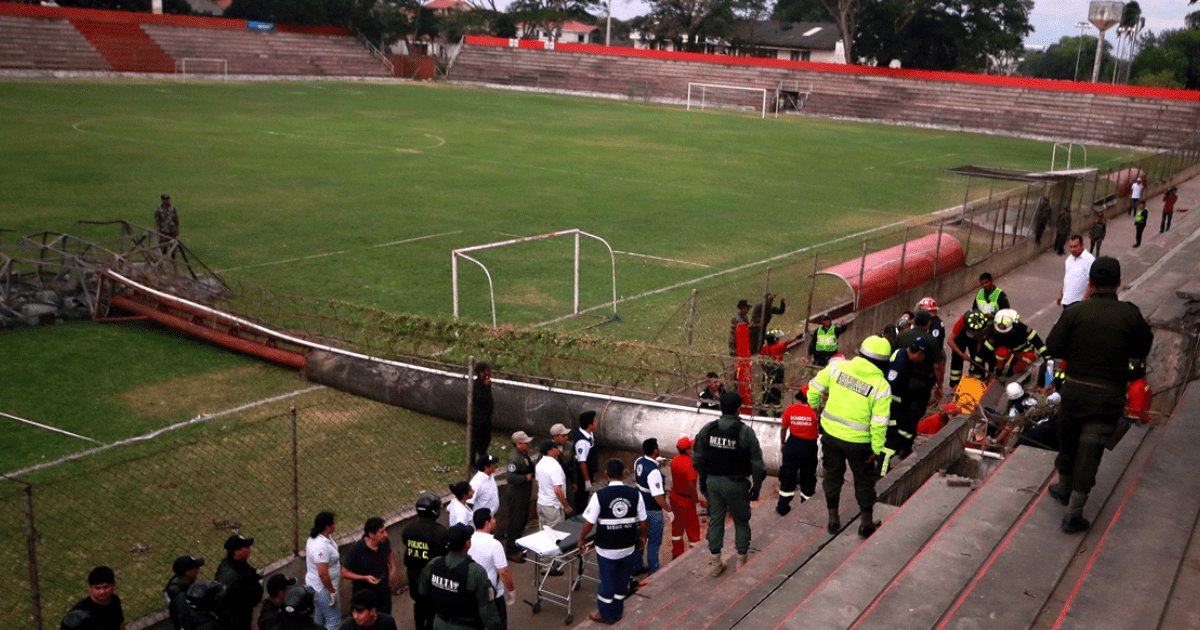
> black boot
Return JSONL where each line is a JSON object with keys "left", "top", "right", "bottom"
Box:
{"left": 858, "top": 508, "right": 881, "bottom": 538}
{"left": 1048, "top": 477, "right": 1071, "bottom": 506}
{"left": 776, "top": 496, "right": 793, "bottom": 516}
{"left": 827, "top": 508, "right": 841, "bottom": 535}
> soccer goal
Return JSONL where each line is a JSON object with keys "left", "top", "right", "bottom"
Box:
{"left": 686, "top": 82, "right": 768, "bottom": 119}
{"left": 1051, "top": 142, "right": 1087, "bottom": 170}
{"left": 175, "top": 57, "right": 229, "bottom": 81}
{"left": 451, "top": 229, "right": 618, "bottom": 327}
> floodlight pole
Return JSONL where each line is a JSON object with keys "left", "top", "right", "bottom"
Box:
{"left": 605, "top": 0, "right": 612, "bottom": 46}
{"left": 1073, "top": 22, "right": 1092, "bottom": 82}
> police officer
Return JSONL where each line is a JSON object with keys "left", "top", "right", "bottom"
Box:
{"left": 693, "top": 391, "right": 766, "bottom": 576}
{"left": 402, "top": 494, "right": 448, "bottom": 630}
{"left": 214, "top": 534, "right": 262, "bottom": 630}
{"left": 165, "top": 555, "right": 205, "bottom": 630}
{"left": 896, "top": 310, "right": 945, "bottom": 404}
{"left": 570, "top": 411, "right": 600, "bottom": 514}
{"left": 418, "top": 524, "right": 501, "bottom": 630}
{"left": 808, "top": 335, "right": 892, "bottom": 538}
{"left": 279, "top": 586, "right": 323, "bottom": 630}
{"left": 633, "top": 438, "right": 671, "bottom": 575}
{"left": 180, "top": 580, "right": 227, "bottom": 630}
{"left": 1046, "top": 257, "right": 1152, "bottom": 533}
{"left": 258, "top": 574, "right": 296, "bottom": 630}
{"left": 776, "top": 387, "right": 818, "bottom": 516}
{"left": 580, "top": 458, "right": 649, "bottom": 625}
{"left": 503, "top": 431, "right": 535, "bottom": 560}
{"left": 809, "top": 314, "right": 848, "bottom": 367}
{"left": 881, "top": 336, "right": 932, "bottom": 475}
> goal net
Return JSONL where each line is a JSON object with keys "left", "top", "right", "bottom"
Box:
{"left": 686, "top": 82, "right": 768, "bottom": 119}
{"left": 176, "top": 57, "right": 229, "bottom": 81}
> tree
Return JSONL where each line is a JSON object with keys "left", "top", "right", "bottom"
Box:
{"left": 509, "top": 0, "right": 597, "bottom": 42}
{"left": 1130, "top": 27, "right": 1200, "bottom": 89}
{"left": 773, "top": 0, "right": 828, "bottom": 23}
{"left": 854, "top": 0, "right": 1032, "bottom": 72}
{"left": 57, "top": 0, "right": 193, "bottom": 14}
{"left": 818, "top": 0, "right": 858, "bottom": 62}
{"left": 642, "top": 0, "right": 742, "bottom": 52}
{"left": 1019, "top": 34, "right": 1114, "bottom": 81}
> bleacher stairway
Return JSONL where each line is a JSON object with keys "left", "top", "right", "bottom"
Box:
{"left": 71, "top": 19, "right": 175, "bottom": 73}
{"left": 588, "top": 382, "right": 1200, "bottom": 628}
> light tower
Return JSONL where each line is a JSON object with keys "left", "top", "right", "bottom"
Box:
{"left": 1088, "top": 1, "right": 1125, "bottom": 83}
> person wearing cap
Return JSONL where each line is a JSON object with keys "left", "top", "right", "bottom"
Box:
{"left": 570, "top": 411, "right": 600, "bottom": 514}
{"left": 164, "top": 555, "right": 205, "bottom": 629}
{"left": 502, "top": 431, "right": 535, "bottom": 560}
{"left": 154, "top": 193, "right": 180, "bottom": 253}
{"left": 469, "top": 455, "right": 501, "bottom": 516}
{"left": 880, "top": 336, "right": 932, "bottom": 475}
{"left": 403, "top": 494, "right": 448, "bottom": 630}
{"left": 579, "top": 458, "right": 649, "bottom": 625}
{"left": 776, "top": 385, "right": 819, "bottom": 516}
{"left": 668, "top": 436, "right": 702, "bottom": 558}
{"left": 215, "top": 534, "right": 263, "bottom": 630}
{"left": 342, "top": 517, "right": 397, "bottom": 615}
{"left": 70, "top": 565, "right": 125, "bottom": 630}
{"left": 339, "top": 590, "right": 397, "bottom": 630}
{"left": 1132, "top": 199, "right": 1150, "bottom": 247}
{"left": 633, "top": 437, "right": 672, "bottom": 575}
{"left": 895, "top": 310, "right": 945, "bottom": 404}
{"left": 470, "top": 363, "right": 495, "bottom": 471}
{"left": 549, "top": 422, "right": 578, "bottom": 502}
{"left": 1059, "top": 234, "right": 1095, "bottom": 309}
{"left": 729, "top": 299, "right": 751, "bottom": 356}
{"left": 693, "top": 391, "right": 765, "bottom": 576}
{"left": 1054, "top": 206, "right": 1073, "bottom": 255}
{"left": 972, "top": 272, "right": 1010, "bottom": 315}
{"left": 259, "top": 574, "right": 297, "bottom": 630}
{"left": 808, "top": 335, "right": 892, "bottom": 538}
{"left": 535, "top": 440, "right": 572, "bottom": 528}
{"left": 1089, "top": 213, "right": 1107, "bottom": 256}
{"left": 468, "top": 509, "right": 516, "bottom": 630}
{"left": 304, "top": 512, "right": 341, "bottom": 630}
{"left": 1047, "top": 256, "right": 1153, "bottom": 534}
{"left": 418, "top": 524, "right": 501, "bottom": 630}
{"left": 808, "top": 313, "right": 849, "bottom": 367}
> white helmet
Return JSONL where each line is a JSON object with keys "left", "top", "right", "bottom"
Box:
{"left": 994, "top": 309, "right": 1020, "bottom": 334}
{"left": 1006, "top": 382, "right": 1025, "bottom": 400}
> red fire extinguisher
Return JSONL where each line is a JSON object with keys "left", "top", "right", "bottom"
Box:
{"left": 1126, "top": 378, "right": 1152, "bottom": 424}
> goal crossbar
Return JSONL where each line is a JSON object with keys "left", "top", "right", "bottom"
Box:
{"left": 451, "top": 229, "right": 618, "bottom": 327}
{"left": 686, "top": 82, "right": 768, "bottom": 119}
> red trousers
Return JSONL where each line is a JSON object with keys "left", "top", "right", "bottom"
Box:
{"left": 995, "top": 348, "right": 1037, "bottom": 376}
{"left": 669, "top": 494, "right": 700, "bottom": 558}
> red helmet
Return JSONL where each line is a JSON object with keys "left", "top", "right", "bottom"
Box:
{"left": 917, "top": 297, "right": 939, "bottom": 315}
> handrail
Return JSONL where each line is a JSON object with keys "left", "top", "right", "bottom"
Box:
{"left": 356, "top": 30, "right": 394, "bottom": 74}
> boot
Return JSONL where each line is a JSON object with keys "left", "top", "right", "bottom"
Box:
{"left": 858, "top": 508, "right": 881, "bottom": 538}
{"left": 776, "top": 496, "right": 793, "bottom": 516}
{"left": 827, "top": 508, "right": 841, "bottom": 535}
{"left": 1048, "top": 476, "right": 1071, "bottom": 506}
{"left": 708, "top": 552, "right": 726, "bottom": 577}
{"left": 736, "top": 553, "right": 749, "bottom": 569}
{"left": 1062, "top": 491, "right": 1091, "bottom": 534}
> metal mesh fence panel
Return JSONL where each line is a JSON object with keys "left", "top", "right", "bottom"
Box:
{"left": 0, "top": 479, "right": 38, "bottom": 628}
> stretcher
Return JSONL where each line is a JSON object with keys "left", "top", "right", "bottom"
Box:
{"left": 515, "top": 516, "right": 598, "bottom": 625}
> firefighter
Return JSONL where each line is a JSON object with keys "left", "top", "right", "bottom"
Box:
{"left": 985, "top": 309, "right": 1051, "bottom": 379}
{"left": 947, "top": 311, "right": 992, "bottom": 389}
{"left": 808, "top": 336, "right": 892, "bottom": 538}
{"left": 916, "top": 297, "right": 946, "bottom": 347}
{"left": 668, "top": 437, "right": 702, "bottom": 558}
{"left": 775, "top": 386, "right": 818, "bottom": 516}
{"left": 759, "top": 328, "right": 803, "bottom": 416}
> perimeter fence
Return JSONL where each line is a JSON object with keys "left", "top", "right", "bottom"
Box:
{"left": 1, "top": 389, "right": 470, "bottom": 628}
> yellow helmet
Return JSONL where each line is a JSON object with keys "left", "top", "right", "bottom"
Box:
{"left": 858, "top": 335, "right": 892, "bottom": 362}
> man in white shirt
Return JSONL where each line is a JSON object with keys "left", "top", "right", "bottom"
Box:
{"left": 1057, "top": 235, "right": 1095, "bottom": 308}
{"left": 470, "top": 455, "right": 501, "bottom": 515}
{"left": 535, "top": 441, "right": 573, "bottom": 528}
{"left": 1130, "top": 175, "right": 1145, "bottom": 215}
{"left": 469, "top": 508, "right": 516, "bottom": 630}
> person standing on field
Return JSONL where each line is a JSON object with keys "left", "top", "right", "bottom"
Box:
{"left": 154, "top": 193, "right": 179, "bottom": 252}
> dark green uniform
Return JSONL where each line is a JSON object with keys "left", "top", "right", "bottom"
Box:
{"left": 163, "top": 575, "right": 191, "bottom": 630}
{"left": 417, "top": 552, "right": 500, "bottom": 630}
{"left": 693, "top": 414, "right": 766, "bottom": 555}
{"left": 1046, "top": 290, "right": 1152, "bottom": 516}
{"left": 214, "top": 557, "right": 262, "bottom": 630}
{"left": 504, "top": 447, "right": 534, "bottom": 555}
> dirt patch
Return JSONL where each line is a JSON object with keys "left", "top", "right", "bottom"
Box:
{"left": 114, "top": 364, "right": 304, "bottom": 422}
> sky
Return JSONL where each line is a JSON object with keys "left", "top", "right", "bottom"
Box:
{"left": 600, "top": 0, "right": 1196, "bottom": 45}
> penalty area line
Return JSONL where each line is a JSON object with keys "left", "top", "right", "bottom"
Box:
{"left": 615, "top": 250, "right": 710, "bottom": 268}
{"left": 0, "top": 411, "right": 102, "bottom": 444}
{"left": 216, "top": 231, "right": 463, "bottom": 273}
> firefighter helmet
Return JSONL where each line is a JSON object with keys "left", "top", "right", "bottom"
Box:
{"left": 765, "top": 329, "right": 783, "bottom": 343}
{"left": 994, "top": 309, "right": 1019, "bottom": 334}
{"left": 1006, "top": 382, "right": 1025, "bottom": 400}
{"left": 917, "top": 297, "right": 939, "bottom": 315}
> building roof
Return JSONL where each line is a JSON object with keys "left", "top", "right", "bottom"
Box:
{"left": 731, "top": 21, "right": 840, "bottom": 51}
{"left": 423, "top": 0, "right": 473, "bottom": 10}
{"left": 517, "top": 19, "right": 598, "bottom": 33}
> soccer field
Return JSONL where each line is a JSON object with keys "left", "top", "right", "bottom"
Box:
{"left": 0, "top": 79, "right": 1143, "bottom": 329}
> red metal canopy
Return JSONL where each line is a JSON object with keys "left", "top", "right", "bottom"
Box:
{"left": 817, "top": 232, "right": 966, "bottom": 311}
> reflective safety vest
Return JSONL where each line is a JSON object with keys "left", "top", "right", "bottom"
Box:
{"left": 815, "top": 325, "right": 839, "bottom": 352}
{"left": 975, "top": 288, "right": 1002, "bottom": 314}
{"left": 1134, "top": 206, "right": 1148, "bottom": 224}
{"left": 807, "top": 356, "right": 891, "bottom": 453}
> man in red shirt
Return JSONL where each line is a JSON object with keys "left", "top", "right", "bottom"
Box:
{"left": 776, "top": 387, "right": 819, "bottom": 516}
{"left": 668, "top": 436, "right": 703, "bottom": 559}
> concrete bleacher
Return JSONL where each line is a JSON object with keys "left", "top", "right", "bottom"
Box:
{"left": 142, "top": 24, "right": 392, "bottom": 77}
{"left": 0, "top": 15, "right": 110, "bottom": 71}
{"left": 72, "top": 19, "right": 175, "bottom": 73}
{"left": 448, "top": 43, "right": 1199, "bottom": 148}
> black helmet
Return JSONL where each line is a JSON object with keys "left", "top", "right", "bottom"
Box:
{"left": 185, "top": 580, "right": 225, "bottom": 612}
{"left": 60, "top": 610, "right": 94, "bottom": 630}
{"left": 415, "top": 493, "right": 441, "bottom": 518}
{"left": 283, "top": 585, "right": 316, "bottom": 617}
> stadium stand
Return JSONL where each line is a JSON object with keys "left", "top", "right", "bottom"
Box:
{"left": 0, "top": 3, "right": 391, "bottom": 78}
{"left": 448, "top": 38, "right": 1200, "bottom": 148}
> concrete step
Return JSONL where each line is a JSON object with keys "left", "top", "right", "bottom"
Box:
{"left": 850, "top": 447, "right": 1058, "bottom": 629}
{"left": 737, "top": 476, "right": 971, "bottom": 628}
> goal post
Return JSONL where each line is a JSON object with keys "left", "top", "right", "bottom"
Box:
{"left": 451, "top": 229, "right": 618, "bottom": 327}
{"left": 176, "top": 57, "right": 229, "bottom": 81}
{"left": 686, "top": 82, "right": 768, "bottom": 119}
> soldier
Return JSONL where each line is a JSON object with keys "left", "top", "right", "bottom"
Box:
{"left": 154, "top": 193, "right": 180, "bottom": 253}
{"left": 502, "top": 431, "right": 535, "bottom": 560}
{"left": 1046, "top": 257, "right": 1152, "bottom": 533}
{"left": 402, "top": 494, "right": 448, "bottom": 630}
{"left": 693, "top": 391, "right": 766, "bottom": 576}
{"left": 418, "top": 524, "right": 501, "bottom": 630}
{"left": 580, "top": 459, "right": 649, "bottom": 625}
{"left": 214, "top": 534, "right": 262, "bottom": 630}
{"left": 808, "top": 336, "right": 892, "bottom": 538}
{"left": 570, "top": 411, "right": 600, "bottom": 514}
{"left": 164, "top": 555, "right": 205, "bottom": 630}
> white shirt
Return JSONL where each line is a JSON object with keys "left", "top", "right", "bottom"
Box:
{"left": 574, "top": 429, "right": 594, "bottom": 477}
{"left": 535, "top": 455, "right": 567, "bottom": 507}
{"left": 1131, "top": 181, "right": 1144, "bottom": 200}
{"left": 634, "top": 456, "right": 665, "bottom": 503}
{"left": 1062, "top": 250, "right": 1095, "bottom": 306}
{"left": 470, "top": 470, "right": 500, "bottom": 514}
{"left": 304, "top": 534, "right": 340, "bottom": 594}
{"left": 448, "top": 498, "right": 473, "bottom": 528}
{"left": 468, "top": 530, "right": 508, "bottom": 597}
{"left": 582, "top": 487, "right": 647, "bottom": 560}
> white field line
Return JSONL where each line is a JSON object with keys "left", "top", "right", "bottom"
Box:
{"left": 1121, "top": 223, "right": 1200, "bottom": 296}
{"left": 532, "top": 216, "right": 913, "bottom": 327}
{"left": 615, "top": 250, "right": 710, "bottom": 268}
{"left": 4, "top": 385, "right": 325, "bottom": 479}
{"left": 0, "top": 411, "right": 102, "bottom": 444}
{"left": 262, "top": 129, "right": 446, "bottom": 154}
{"left": 216, "top": 230, "right": 463, "bottom": 273}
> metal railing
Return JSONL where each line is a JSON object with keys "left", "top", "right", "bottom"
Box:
{"left": 356, "top": 30, "right": 394, "bottom": 74}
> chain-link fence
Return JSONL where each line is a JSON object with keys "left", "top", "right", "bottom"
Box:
{"left": 1, "top": 389, "right": 471, "bottom": 628}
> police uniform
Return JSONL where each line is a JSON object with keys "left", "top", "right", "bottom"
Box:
{"left": 634, "top": 454, "right": 666, "bottom": 573}
{"left": 214, "top": 555, "right": 262, "bottom": 630}
{"left": 881, "top": 344, "right": 927, "bottom": 472}
{"left": 972, "top": 286, "right": 1009, "bottom": 314}
{"left": 503, "top": 446, "right": 534, "bottom": 556}
{"left": 776, "top": 396, "right": 818, "bottom": 515}
{"left": 809, "top": 323, "right": 846, "bottom": 367}
{"left": 808, "top": 337, "right": 892, "bottom": 536}
{"left": 693, "top": 403, "right": 765, "bottom": 562}
{"left": 418, "top": 552, "right": 500, "bottom": 630}
{"left": 1046, "top": 258, "right": 1152, "bottom": 532}
{"left": 584, "top": 483, "right": 647, "bottom": 623}
{"left": 403, "top": 516, "right": 448, "bottom": 630}
{"left": 570, "top": 424, "right": 598, "bottom": 514}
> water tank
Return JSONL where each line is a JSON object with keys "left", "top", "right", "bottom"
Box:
{"left": 1088, "top": 1, "right": 1125, "bottom": 31}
